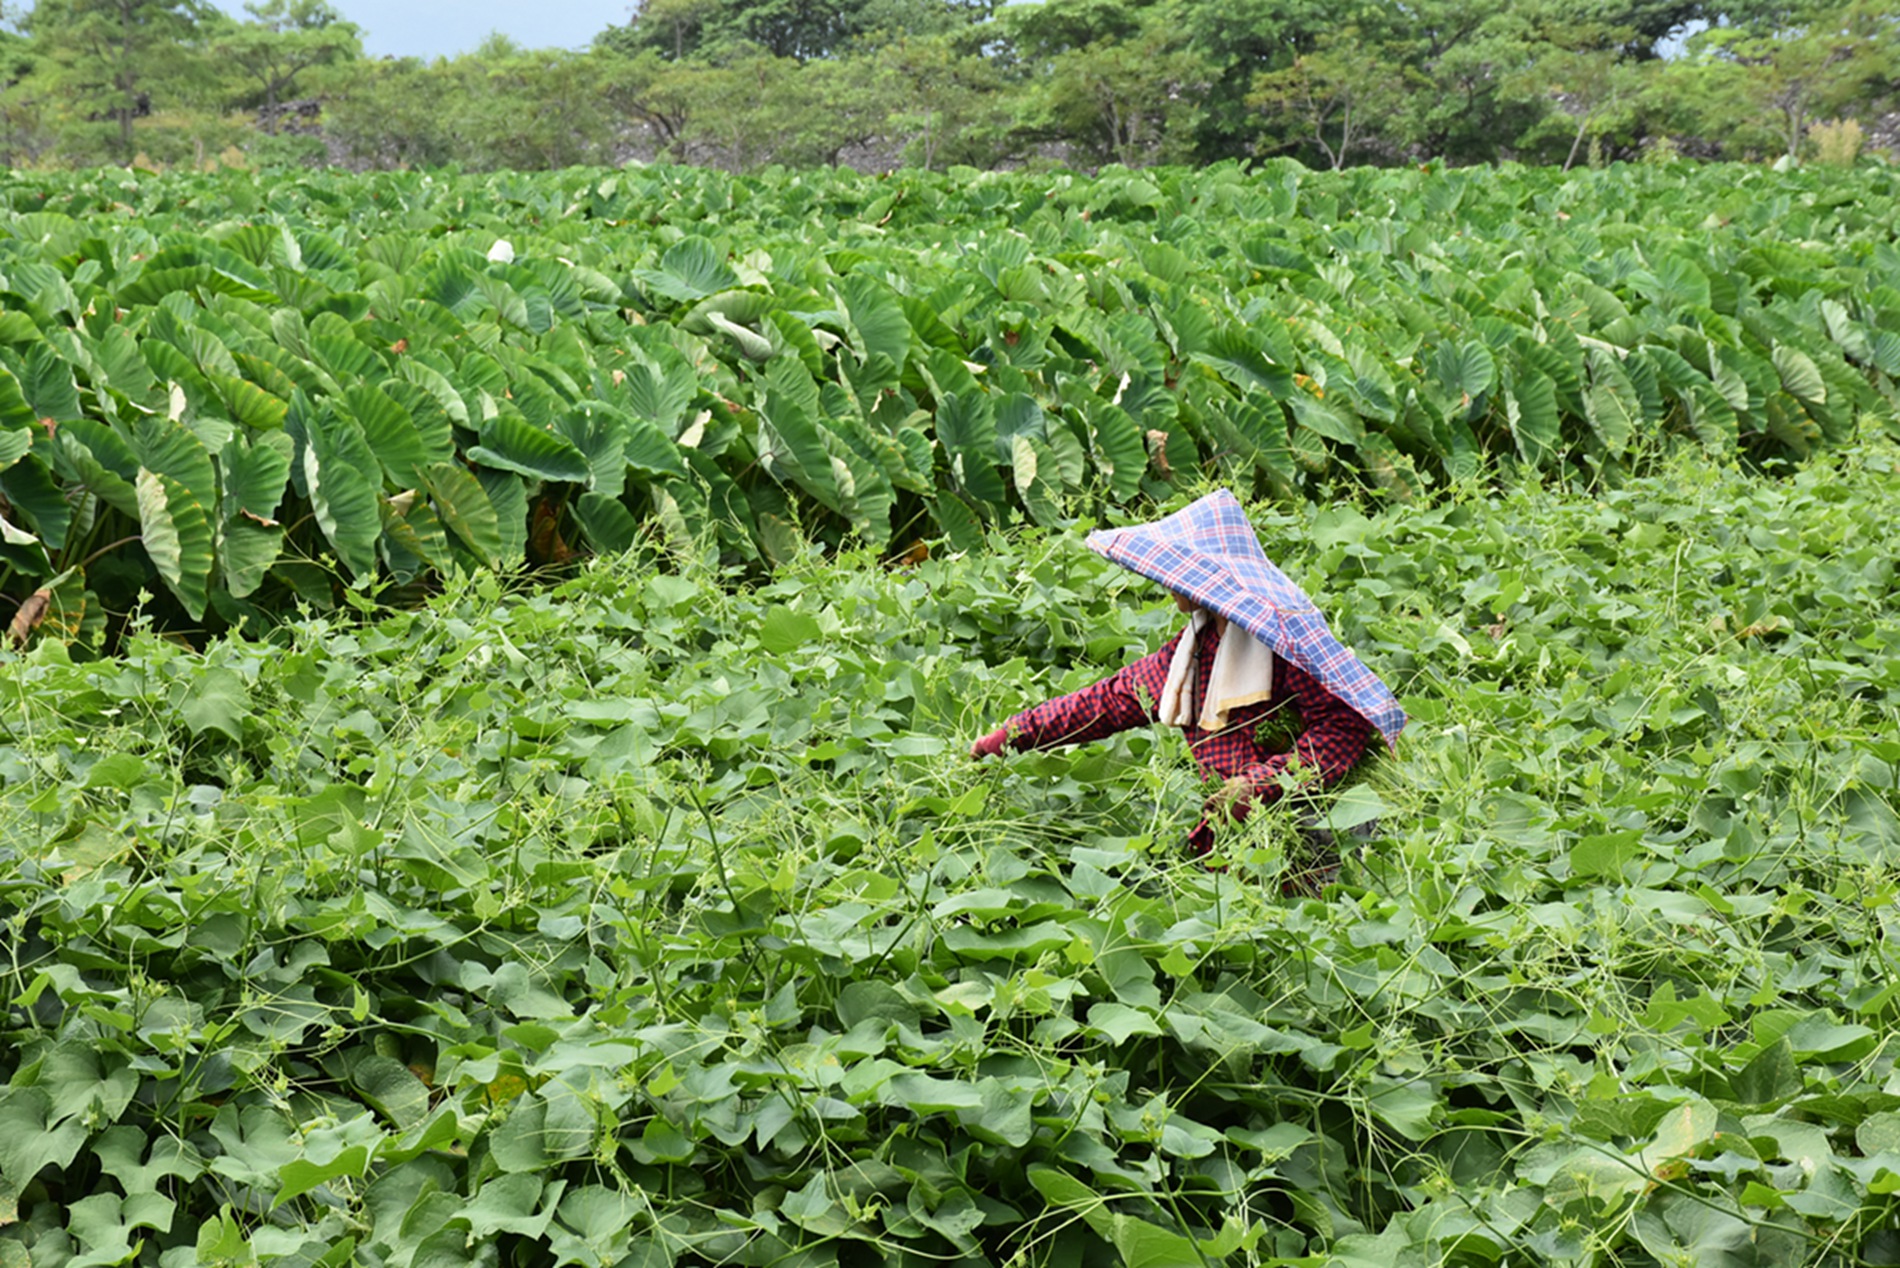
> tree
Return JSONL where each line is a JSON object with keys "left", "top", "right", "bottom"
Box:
{"left": 1249, "top": 32, "right": 1419, "bottom": 168}
{"left": 1571, "top": 0, "right": 1709, "bottom": 55}
{"left": 1038, "top": 33, "right": 1210, "bottom": 166}
{"left": 1003, "top": 0, "right": 1152, "bottom": 60}
{"left": 1690, "top": 1, "right": 1898, "bottom": 159}
{"left": 875, "top": 32, "right": 1015, "bottom": 168}
{"left": 28, "top": 0, "right": 214, "bottom": 163}
{"left": 0, "top": 24, "right": 54, "bottom": 166}
{"left": 1328, "top": 0, "right": 1578, "bottom": 164}
{"left": 319, "top": 57, "right": 457, "bottom": 169}
{"left": 1003, "top": 0, "right": 1212, "bottom": 166}
{"left": 599, "top": 0, "right": 925, "bottom": 63}
{"left": 1504, "top": 22, "right": 1649, "bottom": 167}
{"left": 451, "top": 47, "right": 621, "bottom": 170}
{"left": 598, "top": 0, "right": 722, "bottom": 60}
{"left": 1169, "top": 0, "right": 1333, "bottom": 162}
{"left": 596, "top": 47, "right": 704, "bottom": 157}
{"left": 670, "top": 52, "right": 802, "bottom": 167}
{"left": 211, "top": 0, "right": 359, "bottom": 133}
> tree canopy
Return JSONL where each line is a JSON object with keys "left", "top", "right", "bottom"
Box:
{"left": 0, "top": 0, "right": 1893, "bottom": 171}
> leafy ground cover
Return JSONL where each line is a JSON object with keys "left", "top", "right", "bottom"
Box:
{"left": 3, "top": 161, "right": 1898, "bottom": 643}
{"left": 2, "top": 424, "right": 1897, "bottom": 1265}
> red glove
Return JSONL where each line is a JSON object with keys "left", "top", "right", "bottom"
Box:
{"left": 970, "top": 728, "right": 1010, "bottom": 760}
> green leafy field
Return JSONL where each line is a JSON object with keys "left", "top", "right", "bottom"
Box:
{"left": 4, "top": 420, "right": 1898, "bottom": 1264}
{"left": 3, "top": 161, "right": 1899, "bottom": 645}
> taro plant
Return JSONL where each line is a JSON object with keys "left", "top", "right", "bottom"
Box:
{"left": 3, "top": 160, "right": 1898, "bottom": 648}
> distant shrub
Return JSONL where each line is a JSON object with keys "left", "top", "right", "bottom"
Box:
{"left": 1642, "top": 133, "right": 1681, "bottom": 164}
{"left": 1809, "top": 117, "right": 1864, "bottom": 167}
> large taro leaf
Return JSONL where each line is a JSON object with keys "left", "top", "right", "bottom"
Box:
{"left": 1637, "top": 255, "right": 1713, "bottom": 314}
{"left": 828, "top": 417, "right": 896, "bottom": 545}
{"left": 56, "top": 423, "right": 140, "bottom": 518}
{"left": 614, "top": 360, "right": 697, "bottom": 436}
{"left": 0, "top": 365, "right": 40, "bottom": 431}
{"left": 221, "top": 432, "right": 293, "bottom": 523}
{"left": 397, "top": 360, "right": 472, "bottom": 429}
{"left": 1771, "top": 344, "right": 1826, "bottom": 407}
{"left": 339, "top": 383, "right": 433, "bottom": 488}
{"left": 574, "top": 491, "right": 642, "bottom": 555}
{"left": 16, "top": 343, "right": 82, "bottom": 423}
{"left": 633, "top": 236, "right": 738, "bottom": 303}
{"left": 0, "top": 456, "right": 69, "bottom": 552}
{"left": 479, "top": 468, "right": 529, "bottom": 566}
{"left": 219, "top": 521, "right": 282, "bottom": 600}
{"left": 1085, "top": 396, "right": 1147, "bottom": 502}
{"left": 680, "top": 288, "right": 776, "bottom": 337}
{"left": 88, "top": 325, "right": 160, "bottom": 407}
{"left": 1584, "top": 348, "right": 1639, "bottom": 456}
{"left": 899, "top": 293, "right": 965, "bottom": 358}
{"left": 1764, "top": 394, "right": 1820, "bottom": 457}
{"left": 421, "top": 257, "right": 485, "bottom": 318}
{"left": 0, "top": 428, "right": 28, "bottom": 473}
{"left": 757, "top": 389, "right": 841, "bottom": 513}
{"left": 702, "top": 311, "right": 774, "bottom": 363}
{"left": 422, "top": 461, "right": 503, "bottom": 569}
{"left": 307, "top": 312, "right": 386, "bottom": 384}
{"left": 1194, "top": 326, "right": 1294, "bottom": 398}
{"left": 213, "top": 374, "right": 288, "bottom": 431}
{"left": 1288, "top": 390, "right": 1365, "bottom": 446}
{"left": 1683, "top": 381, "right": 1739, "bottom": 452}
{"left": 379, "top": 493, "right": 451, "bottom": 577}
{"left": 1429, "top": 339, "right": 1496, "bottom": 414}
{"left": 478, "top": 273, "right": 539, "bottom": 333}
{"left": 135, "top": 468, "right": 214, "bottom": 618}
{"left": 935, "top": 391, "right": 1006, "bottom": 507}
{"left": 470, "top": 408, "right": 593, "bottom": 485}
{"left": 1506, "top": 367, "right": 1560, "bottom": 468}
{"left": 841, "top": 274, "right": 912, "bottom": 373}
{"left": 1869, "top": 330, "right": 1900, "bottom": 377}
{"left": 1214, "top": 393, "right": 1298, "bottom": 492}
{"left": 557, "top": 408, "right": 629, "bottom": 498}
{"left": 302, "top": 407, "right": 384, "bottom": 580}
{"left": 114, "top": 248, "right": 280, "bottom": 308}
{"left": 622, "top": 414, "right": 688, "bottom": 481}
{"left": 132, "top": 417, "right": 216, "bottom": 512}
{"left": 173, "top": 320, "right": 241, "bottom": 381}
{"left": 932, "top": 489, "right": 985, "bottom": 552}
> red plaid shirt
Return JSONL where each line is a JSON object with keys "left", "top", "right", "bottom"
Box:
{"left": 1004, "top": 616, "right": 1373, "bottom": 806}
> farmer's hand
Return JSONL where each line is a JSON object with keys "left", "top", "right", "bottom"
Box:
{"left": 970, "top": 728, "right": 1010, "bottom": 760}
{"left": 1203, "top": 775, "right": 1256, "bottom": 821}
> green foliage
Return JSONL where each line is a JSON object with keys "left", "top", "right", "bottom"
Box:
{"left": 25, "top": 0, "right": 220, "bottom": 165}
{"left": 1, "top": 161, "right": 1897, "bottom": 644}
{"left": 2, "top": 434, "right": 1899, "bottom": 1264}
{"left": 210, "top": 0, "right": 361, "bottom": 130}
{"left": 0, "top": 0, "right": 1897, "bottom": 173}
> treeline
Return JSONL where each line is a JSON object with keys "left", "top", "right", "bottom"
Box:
{"left": 2, "top": 0, "right": 1898, "bottom": 172}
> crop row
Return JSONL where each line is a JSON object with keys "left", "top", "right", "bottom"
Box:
{"left": 2, "top": 430, "right": 1897, "bottom": 1263}
{"left": 2, "top": 160, "right": 1898, "bottom": 641}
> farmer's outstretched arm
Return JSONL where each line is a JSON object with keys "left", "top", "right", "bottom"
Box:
{"left": 972, "top": 630, "right": 1179, "bottom": 757}
{"left": 1232, "top": 661, "right": 1375, "bottom": 806}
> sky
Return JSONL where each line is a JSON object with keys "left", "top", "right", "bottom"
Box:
{"left": 208, "top": 1, "right": 638, "bottom": 60}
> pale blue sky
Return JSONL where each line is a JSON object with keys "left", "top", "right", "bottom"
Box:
{"left": 210, "top": 1, "right": 638, "bottom": 59}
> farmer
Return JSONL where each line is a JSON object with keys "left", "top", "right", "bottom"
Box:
{"left": 969, "top": 490, "right": 1404, "bottom": 890}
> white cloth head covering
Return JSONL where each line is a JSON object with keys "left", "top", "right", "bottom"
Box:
{"left": 1159, "top": 609, "right": 1277, "bottom": 733}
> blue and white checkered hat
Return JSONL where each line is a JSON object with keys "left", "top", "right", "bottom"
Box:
{"left": 1087, "top": 490, "right": 1406, "bottom": 745}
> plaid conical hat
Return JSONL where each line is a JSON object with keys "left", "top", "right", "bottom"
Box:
{"left": 1086, "top": 490, "right": 1406, "bottom": 745}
